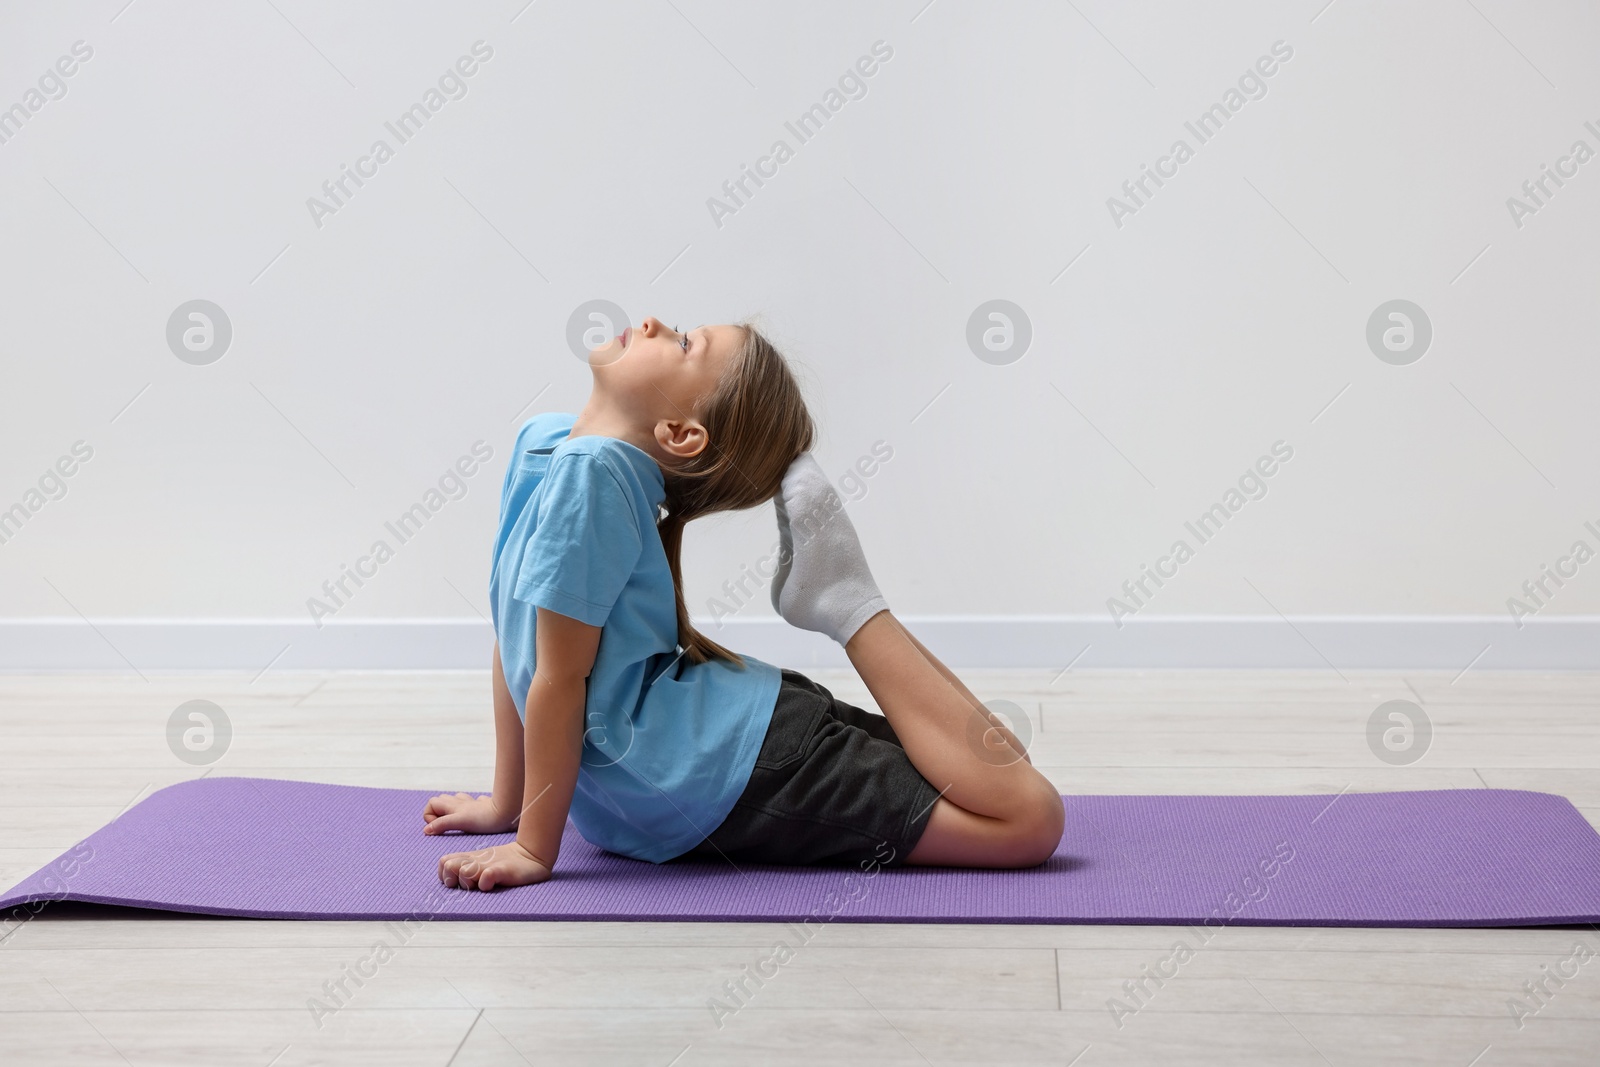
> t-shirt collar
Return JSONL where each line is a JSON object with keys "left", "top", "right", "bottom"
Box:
{"left": 608, "top": 436, "right": 668, "bottom": 508}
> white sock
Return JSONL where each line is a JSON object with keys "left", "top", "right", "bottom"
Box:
{"left": 769, "top": 453, "right": 889, "bottom": 646}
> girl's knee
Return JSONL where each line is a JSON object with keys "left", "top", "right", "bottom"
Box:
{"left": 1010, "top": 780, "right": 1064, "bottom": 866}
{"left": 978, "top": 785, "right": 1063, "bottom": 868}
{"left": 908, "top": 788, "right": 1063, "bottom": 868}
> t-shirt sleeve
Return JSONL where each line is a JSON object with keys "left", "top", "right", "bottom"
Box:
{"left": 514, "top": 452, "right": 643, "bottom": 627}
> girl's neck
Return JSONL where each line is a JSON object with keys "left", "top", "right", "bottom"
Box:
{"left": 570, "top": 398, "right": 660, "bottom": 465}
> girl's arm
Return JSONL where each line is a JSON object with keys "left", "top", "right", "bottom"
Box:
{"left": 421, "top": 642, "right": 526, "bottom": 835}
{"left": 437, "top": 607, "right": 600, "bottom": 890}
{"left": 489, "top": 642, "right": 527, "bottom": 822}
{"left": 514, "top": 606, "right": 600, "bottom": 868}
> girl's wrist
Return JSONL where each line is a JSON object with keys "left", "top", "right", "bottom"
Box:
{"left": 514, "top": 833, "right": 556, "bottom": 870}
{"left": 490, "top": 795, "right": 522, "bottom": 828}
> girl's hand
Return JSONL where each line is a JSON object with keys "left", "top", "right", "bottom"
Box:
{"left": 438, "top": 841, "right": 552, "bottom": 891}
{"left": 422, "top": 792, "right": 518, "bottom": 835}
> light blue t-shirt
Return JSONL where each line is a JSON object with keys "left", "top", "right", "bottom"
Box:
{"left": 489, "top": 412, "right": 782, "bottom": 863}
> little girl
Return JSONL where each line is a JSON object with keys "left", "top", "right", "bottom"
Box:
{"left": 422, "top": 317, "right": 1064, "bottom": 889}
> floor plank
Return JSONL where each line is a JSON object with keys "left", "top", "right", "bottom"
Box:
{"left": 2, "top": 668, "right": 1596, "bottom": 1065}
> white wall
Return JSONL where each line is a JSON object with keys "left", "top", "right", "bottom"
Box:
{"left": 2, "top": 1, "right": 1597, "bottom": 668}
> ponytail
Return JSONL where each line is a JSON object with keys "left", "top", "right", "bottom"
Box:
{"left": 655, "top": 320, "right": 815, "bottom": 667}
{"left": 658, "top": 496, "right": 743, "bottom": 667}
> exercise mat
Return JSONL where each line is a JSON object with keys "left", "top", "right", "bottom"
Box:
{"left": 4, "top": 778, "right": 1599, "bottom": 926}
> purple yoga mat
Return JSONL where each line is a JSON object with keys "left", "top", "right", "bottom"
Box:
{"left": 4, "top": 777, "right": 1599, "bottom": 926}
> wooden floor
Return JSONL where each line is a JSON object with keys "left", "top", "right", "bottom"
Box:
{"left": 3, "top": 668, "right": 1598, "bottom": 1066}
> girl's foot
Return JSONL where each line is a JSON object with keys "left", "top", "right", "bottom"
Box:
{"left": 770, "top": 453, "right": 889, "bottom": 646}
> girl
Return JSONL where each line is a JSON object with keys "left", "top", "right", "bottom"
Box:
{"left": 422, "top": 317, "right": 1064, "bottom": 889}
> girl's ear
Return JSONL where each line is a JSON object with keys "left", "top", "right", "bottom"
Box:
{"left": 655, "top": 418, "right": 709, "bottom": 460}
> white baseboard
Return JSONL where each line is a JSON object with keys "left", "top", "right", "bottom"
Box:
{"left": 2, "top": 616, "right": 1598, "bottom": 672}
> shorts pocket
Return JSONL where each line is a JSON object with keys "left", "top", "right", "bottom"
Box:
{"left": 752, "top": 691, "right": 825, "bottom": 772}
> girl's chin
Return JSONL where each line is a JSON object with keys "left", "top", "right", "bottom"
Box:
{"left": 588, "top": 343, "right": 626, "bottom": 368}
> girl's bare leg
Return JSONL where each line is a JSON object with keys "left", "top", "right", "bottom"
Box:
{"left": 843, "top": 610, "right": 1063, "bottom": 867}
{"left": 897, "top": 624, "right": 1032, "bottom": 765}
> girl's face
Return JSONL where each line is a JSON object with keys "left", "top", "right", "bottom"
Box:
{"left": 589, "top": 316, "right": 743, "bottom": 425}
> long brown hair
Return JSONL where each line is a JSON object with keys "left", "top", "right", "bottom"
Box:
{"left": 657, "top": 320, "right": 815, "bottom": 666}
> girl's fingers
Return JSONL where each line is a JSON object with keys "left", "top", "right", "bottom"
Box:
{"left": 424, "top": 794, "right": 500, "bottom": 831}
{"left": 423, "top": 796, "right": 454, "bottom": 820}
{"left": 438, "top": 848, "right": 525, "bottom": 892}
{"left": 439, "top": 851, "right": 472, "bottom": 887}
{"left": 425, "top": 792, "right": 475, "bottom": 813}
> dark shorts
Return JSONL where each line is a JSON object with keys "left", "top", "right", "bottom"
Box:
{"left": 680, "top": 669, "right": 941, "bottom": 868}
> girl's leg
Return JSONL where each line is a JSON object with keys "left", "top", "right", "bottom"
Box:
{"left": 767, "top": 454, "right": 1059, "bottom": 867}
{"left": 843, "top": 610, "right": 1064, "bottom": 867}
{"left": 897, "top": 623, "right": 1032, "bottom": 765}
